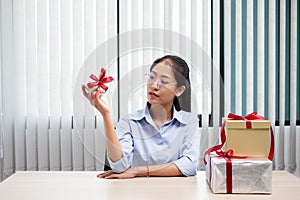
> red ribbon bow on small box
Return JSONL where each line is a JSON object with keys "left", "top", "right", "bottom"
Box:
{"left": 87, "top": 68, "right": 114, "bottom": 99}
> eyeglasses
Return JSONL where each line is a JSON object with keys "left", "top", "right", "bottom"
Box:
{"left": 145, "top": 73, "right": 177, "bottom": 88}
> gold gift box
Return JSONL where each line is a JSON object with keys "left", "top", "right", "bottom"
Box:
{"left": 222, "top": 119, "right": 271, "bottom": 157}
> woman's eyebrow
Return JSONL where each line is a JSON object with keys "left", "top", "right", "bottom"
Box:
{"left": 151, "top": 70, "right": 172, "bottom": 79}
{"left": 160, "top": 75, "right": 171, "bottom": 79}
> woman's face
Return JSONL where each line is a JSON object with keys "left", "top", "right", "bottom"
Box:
{"left": 146, "top": 61, "right": 180, "bottom": 108}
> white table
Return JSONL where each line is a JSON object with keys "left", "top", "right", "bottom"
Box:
{"left": 0, "top": 171, "right": 299, "bottom": 200}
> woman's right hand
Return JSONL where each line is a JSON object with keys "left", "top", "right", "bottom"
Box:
{"left": 81, "top": 85, "right": 111, "bottom": 115}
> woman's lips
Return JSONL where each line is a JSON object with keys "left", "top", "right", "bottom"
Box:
{"left": 149, "top": 92, "right": 158, "bottom": 98}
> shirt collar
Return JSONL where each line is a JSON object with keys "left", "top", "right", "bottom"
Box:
{"left": 130, "top": 102, "right": 188, "bottom": 125}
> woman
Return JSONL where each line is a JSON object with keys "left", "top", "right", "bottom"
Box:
{"left": 82, "top": 55, "right": 200, "bottom": 178}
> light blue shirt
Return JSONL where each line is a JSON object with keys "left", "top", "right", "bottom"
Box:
{"left": 108, "top": 103, "right": 200, "bottom": 176}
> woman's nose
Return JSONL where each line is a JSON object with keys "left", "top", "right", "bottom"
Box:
{"left": 150, "top": 79, "right": 160, "bottom": 89}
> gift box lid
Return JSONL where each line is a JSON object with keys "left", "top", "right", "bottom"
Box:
{"left": 225, "top": 119, "right": 270, "bottom": 129}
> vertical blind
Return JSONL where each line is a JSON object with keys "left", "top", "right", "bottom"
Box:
{"left": 0, "top": 0, "right": 299, "bottom": 181}
{"left": 221, "top": 0, "right": 300, "bottom": 177}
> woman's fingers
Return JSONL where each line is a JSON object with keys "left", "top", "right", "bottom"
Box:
{"left": 81, "top": 84, "right": 99, "bottom": 100}
{"left": 95, "top": 90, "right": 105, "bottom": 99}
{"left": 81, "top": 84, "right": 88, "bottom": 98}
{"left": 103, "top": 173, "right": 119, "bottom": 179}
{"left": 82, "top": 85, "right": 110, "bottom": 114}
{"left": 96, "top": 171, "right": 122, "bottom": 179}
{"left": 98, "top": 172, "right": 121, "bottom": 179}
{"left": 97, "top": 170, "right": 114, "bottom": 178}
{"left": 96, "top": 169, "right": 137, "bottom": 179}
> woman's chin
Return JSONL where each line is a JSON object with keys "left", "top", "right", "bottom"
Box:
{"left": 148, "top": 99, "right": 160, "bottom": 105}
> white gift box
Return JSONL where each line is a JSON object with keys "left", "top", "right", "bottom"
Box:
{"left": 205, "top": 153, "right": 272, "bottom": 194}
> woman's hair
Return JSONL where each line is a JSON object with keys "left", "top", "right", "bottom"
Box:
{"left": 150, "top": 55, "right": 191, "bottom": 112}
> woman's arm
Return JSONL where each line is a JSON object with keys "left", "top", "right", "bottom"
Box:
{"left": 97, "top": 162, "right": 183, "bottom": 179}
{"left": 81, "top": 85, "right": 122, "bottom": 162}
{"left": 101, "top": 112, "right": 123, "bottom": 162}
{"left": 145, "top": 163, "right": 183, "bottom": 177}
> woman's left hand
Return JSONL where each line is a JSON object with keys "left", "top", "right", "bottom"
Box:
{"left": 97, "top": 168, "right": 138, "bottom": 179}
{"left": 81, "top": 85, "right": 111, "bottom": 115}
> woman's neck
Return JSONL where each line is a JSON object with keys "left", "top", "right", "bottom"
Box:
{"left": 149, "top": 104, "right": 173, "bottom": 128}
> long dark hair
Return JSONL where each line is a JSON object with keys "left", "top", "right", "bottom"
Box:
{"left": 150, "top": 55, "right": 191, "bottom": 112}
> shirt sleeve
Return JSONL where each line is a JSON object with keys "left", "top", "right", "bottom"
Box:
{"left": 173, "top": 114, "right": 200, "bottom": 176}
{"left": 107, "top": 116, "right": 134, "bottom": 173}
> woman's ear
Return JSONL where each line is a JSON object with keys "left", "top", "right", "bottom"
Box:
{"left": 175, "top": 86, "right": 186, "bottom": 97}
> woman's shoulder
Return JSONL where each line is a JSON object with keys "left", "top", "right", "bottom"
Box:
{"left": 176, "top": 110, "right": 198, "bottom": 124}
{"left": 120, "top": 108, "right": 145, "bottom": 121}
